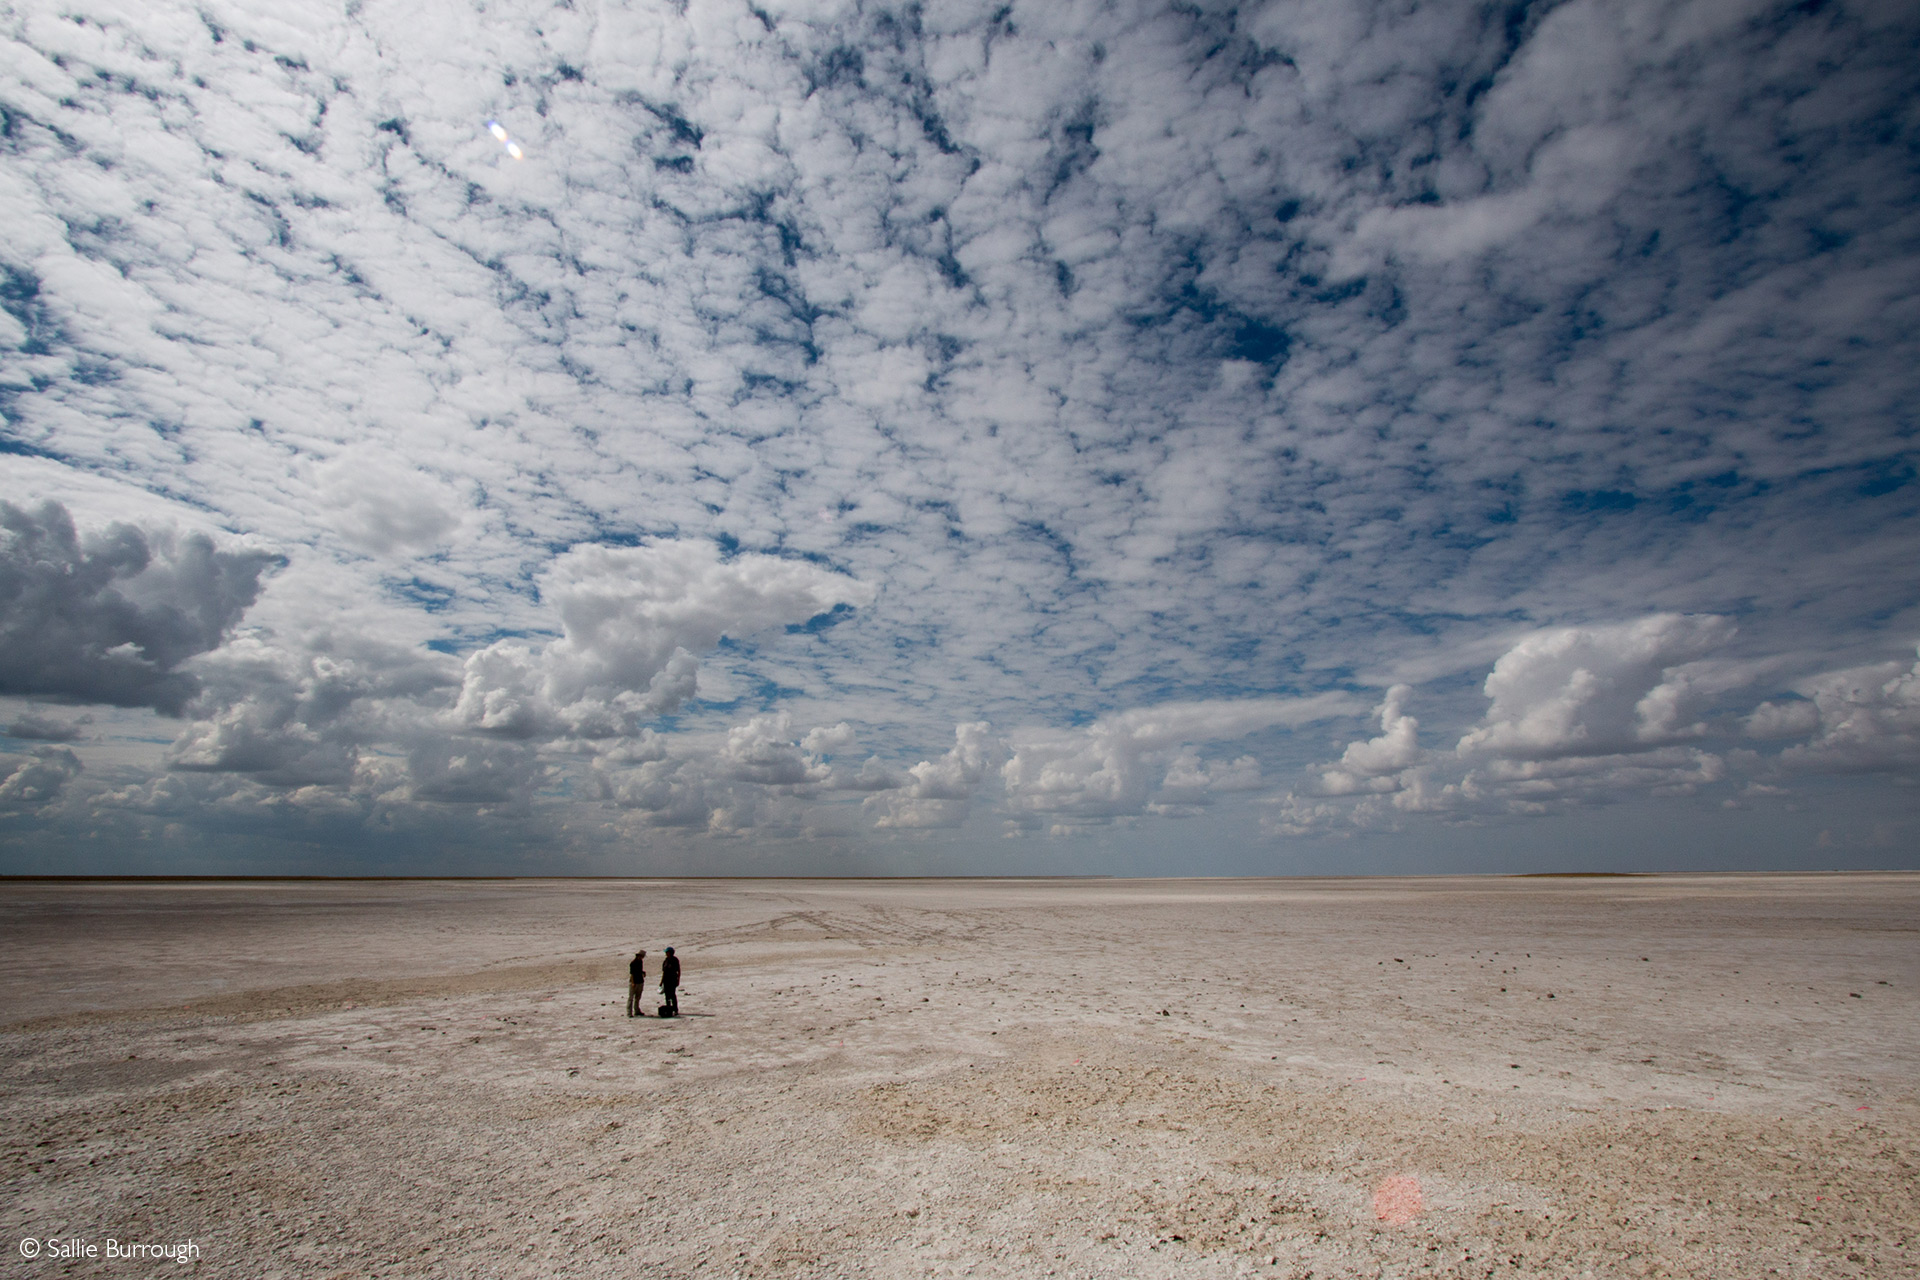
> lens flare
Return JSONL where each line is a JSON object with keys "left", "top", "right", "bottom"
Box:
{"left": 485, "top": 119, "right": 525, "bottom": 160}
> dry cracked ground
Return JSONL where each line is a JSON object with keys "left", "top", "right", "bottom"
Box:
{"left": 1, "top": 874, "right": 1915, "bottom": 1278}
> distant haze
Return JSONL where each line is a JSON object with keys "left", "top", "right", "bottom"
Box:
{"left": 1, "top": 0, "right": 1916, "bottom": 874}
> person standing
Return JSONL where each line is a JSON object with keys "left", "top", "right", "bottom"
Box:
{"left": 627, "top": 950, "right": 647, "bottom": 1017}
{"left": 660, "top": 946, "right": 680, "bottom": 1017}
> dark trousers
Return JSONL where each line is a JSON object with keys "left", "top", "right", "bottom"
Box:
{"left": 662, "top": 985, "right": 678, "bottom": 1016}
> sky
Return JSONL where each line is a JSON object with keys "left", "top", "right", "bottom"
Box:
{"left": 1, "top": 0, "right": 1916, "bottom": 875}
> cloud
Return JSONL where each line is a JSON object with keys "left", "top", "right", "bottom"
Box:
{"left": 1479, "top": 746, "right": 1728, "bottom": 805}
{"left": 1281, "top": 620, "right": 1768, "bottom": 829}
{"left": 4, "top": 708, "right": 92, "bottom": 742}
{"left": 0, "top": 1, "right": 1916, "bottom": 868}
{"left": 1314, "top": 685, "right": 1421, "bottom": 795}
{"left": 719, "top": 713, "right": 830, "bottom": 786}
{"left": 1774, "top": 648, "right": 1920, "bottom": 775}
{"left": 315, "top": 449, "right": 464, "bottom": 557}
{"left": 1159, "top": 750, "right": 1263, "bottom": 800}
{"left": 828, "top": 755, "right": 909, "bottom": 793}
{"left": 0, "top": 745, "right": 81, "bottom": 811}
{"left": 406, "top": 737, "right": 544, "bottom": 807}
{"left": 1744, "top": 698, "right": 1821, "bottom": 741}
{"left": 456, "top": 541, "right": 873, "bottom": 740}
{"left": 869, "top": 721, "right": 1003, "bottom": 829}
{"left": 1456, "top": 616, "right": 1738, "bottom": 760}
{"left": 1001, "top": 695, "right": 1358, "bottom": 825}
{"left": 167, "top": 695, "right": 355, "bottom": 787}
{"left": 0, "top": 501, "right": 282, "bottom": 714}
{"left": 592, "top": 752, "right": 717, "bottom": 830}
{"left": 589, "top": 714, "right": 854, "bottom": 834}
{"left": 1336, "top": 125, "right": 1635, "bottom": 274}
{"left": 165, "top": 628, "right": 457, "bottom": 787}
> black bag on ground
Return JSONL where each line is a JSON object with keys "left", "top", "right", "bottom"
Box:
{"left": 658, "top": 1005, "right": 673, "bottom": 1018}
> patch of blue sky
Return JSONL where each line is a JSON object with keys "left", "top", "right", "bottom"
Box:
{"left": 387, "top": 577, "right": 457, "bottom": 613}
{"left": 785, "top": 602, "right": 858, "bottom": 636}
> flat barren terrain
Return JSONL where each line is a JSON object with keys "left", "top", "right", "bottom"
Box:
{"left": 2, "top": 874, "right": 1915, "bottom": 1278}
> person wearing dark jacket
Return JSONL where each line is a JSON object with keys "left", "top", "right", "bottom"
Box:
{"left": 627, "top": 950, "right": 647, "bottom": 1017}
{"left": 660, "top": 947, "right": 680, "bottom": 1017}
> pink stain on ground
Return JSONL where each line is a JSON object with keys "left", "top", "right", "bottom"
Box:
{"left": 1373, "top": 1175, "right": 1424, "bottom": 1225}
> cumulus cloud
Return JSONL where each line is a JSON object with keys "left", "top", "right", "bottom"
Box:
{"left": 1479, "top": 746, "right": 1727, "bottom": 802}
{"left": 1456, "top": 616, "right": 1738, "bottom": 760}
{"left": 407, "top": 737, "right": 544, "bottom": 807}
{"left": 1001, "top": 695, "right": 1358, "bottom": 826}
{"left": 0, "top": 501, "right": 281, "bottom": 714}
{"left": 719, "top": 713, "right": 831, "bottom": 786}
{"left": 829, "top": 755, "right": 909, "bottom": 793}
{"left": 1774, "top": 648, "right": 1920, "bottom": 775}
{"left": 1314, "top": 685, "right": 1422, "bottom": 795}
{"left": 4, "top": 708, "right": 92, "bottom": 742}
{"left": 588, "top": 713, "right": 871, "bottom": 835}
{"left": 456, "top": 541, "right": 872, "bottom": 740}
{"left": 0, "top": 746, "right": 81, "bottom": 811}
{"left": 165, "top": 628, "right": 457, "bottom": 787}
{"left": 869, "top": 722, "right": 1003, "bottom": 829}
{"left": 1279, "top": 619, "right": 1771, "bottom": 830}
{"left": 316, "top": 449, "right": 464, "bottom": 557}
{"left": 1160, "top": 750, "right": 1263, "bottom": 800}
{"left": 587, "top": 721, "right": 829, "bottom": 840}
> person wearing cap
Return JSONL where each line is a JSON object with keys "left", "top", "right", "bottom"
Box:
{"left": 627, "top": 950, "right": 647, "bottom": 1017}
{"left": 660, "top": 946, "right": 680, "bottom": 1017}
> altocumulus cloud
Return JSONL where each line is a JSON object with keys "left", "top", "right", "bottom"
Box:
{"left": 0, "top": 0, "right": 1916, "bottom": 871}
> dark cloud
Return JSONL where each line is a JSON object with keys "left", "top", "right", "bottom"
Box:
{"left": 0, "top": 502, "right": 282, "bottom": 715}
{"left": 4, "top": 708, "right": 92, "bottom": 742}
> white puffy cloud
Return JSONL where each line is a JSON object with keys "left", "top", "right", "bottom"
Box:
{"left": 720, "top": 713, "right": 830, "bottom": 786}
{"left": 1001, "top": 695, "right": 1358, "bottom": 825}
{"left": 1456, "top": 615, "right": 1738, "bottom": 760}
{"left": 1479, "top": 747, "right": 1728, "bottom": 806}
{"left": 455, "top": 541, "right": 873, "bottom": 739}
{"left": 1160, "top": 750, "right": 1263, "bottom": 800}
{"left": 800, "top": 722, "right": 856, "bottom": 756}
{"left": 1775, "top": 648, "right": 1920, "bottom": 775}
{"left": 1278, "top": 621, "right": 1765, "bottom": 829}
{"left": 829, "top": 755, "right": 908, "bottom": 793}
{"left": 406, "top": 738, "right": 544, "bottom": 808}
{"left": 592, "top": 753, "right": 719, "bottom": 830}
{"left": 1314, "top": 684, "right": 1421, "bottom": 795}
{"left": 589, "top": 713, "right": 865, "bottom": 834}
{"left": 869, "top": 722, "right": 1003, "bottom": 829}
{"left": 315, "top": 449, "right": 464, "bottom": 557}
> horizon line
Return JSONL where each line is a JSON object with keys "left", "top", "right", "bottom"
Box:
{"left": 2, "top": 869, "right": 1912, "bottom": 883}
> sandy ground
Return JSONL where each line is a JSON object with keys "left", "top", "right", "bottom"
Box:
{"left": 1, "top": 874, "right": 1915, "bottom": 1279}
